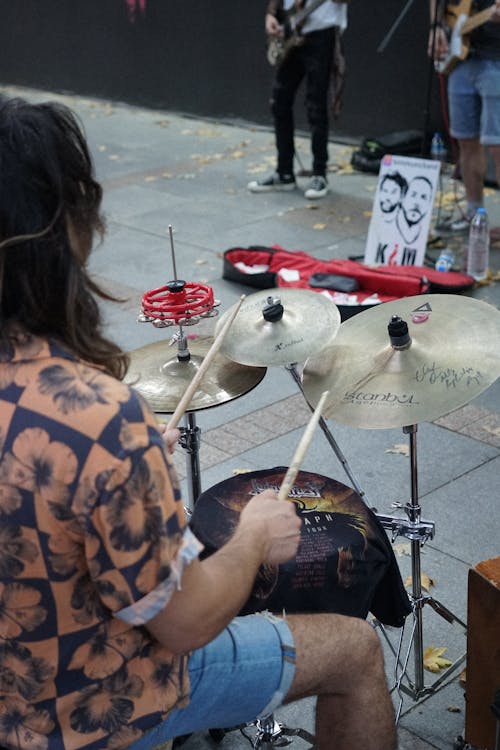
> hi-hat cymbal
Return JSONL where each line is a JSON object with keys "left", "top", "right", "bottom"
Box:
{"left": 215, "top": 288, "right": 341, "bottom": 367}
{"left": 126, "top": 336, "right": 266, "bottom": 413}
{"left": 302, "top": 294, "right": 500, "bottom": 429}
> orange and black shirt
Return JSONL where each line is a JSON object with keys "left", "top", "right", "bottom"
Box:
{"left": 0, "top": 333, "right": 202, "bottom": 750}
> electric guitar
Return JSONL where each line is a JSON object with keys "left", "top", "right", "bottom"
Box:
{"left": 266, "top": 0, "right": 331, "bottom": 67}
{"left": 434, "top": 0, "right": 495, "bottom": 75}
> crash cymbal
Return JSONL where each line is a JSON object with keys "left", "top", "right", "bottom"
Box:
{"left": 302, "top": 294, "right": 500, "bottom": 429}
{"left": 215, "top": 288, "right": 341, "bottom": 367}
{"left": 126, "top": 335, "right": 266, "bottom": 413}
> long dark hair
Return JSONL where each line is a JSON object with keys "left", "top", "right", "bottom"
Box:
{"left": 0, "top": 97, "right": 128, "bottom": 379}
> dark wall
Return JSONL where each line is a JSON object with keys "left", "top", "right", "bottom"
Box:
{"left": 0, "top": 0, "right": 440, "bottom": 142}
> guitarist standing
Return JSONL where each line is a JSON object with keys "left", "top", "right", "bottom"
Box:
{"left": 248, "top": 0, "right": 348, "bottom": 200}
{"left": 429, "top": 0, "right": 500, "bottom": 240}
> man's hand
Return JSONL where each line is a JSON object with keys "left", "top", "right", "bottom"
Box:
{"left": 266, "top": 13, "right": 283, "bottom": 37}
{"left": 428, "top": 24, "right": 448, "bottom": 60}
{"left": 157, "top": 423, "right": 181, "bottom": 455}
{"left": 239, "top": 490, "right": 302, "bottom": 566}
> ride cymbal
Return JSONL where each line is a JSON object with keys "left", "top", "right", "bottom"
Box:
{"left": 215, "top": 288, "right": 341, "bottom": 367}
{"left": 302, "top": 294, "right": 500, "bottom": 429}
{"left": 126, "top": 335, "right": 266, "bottom": 413}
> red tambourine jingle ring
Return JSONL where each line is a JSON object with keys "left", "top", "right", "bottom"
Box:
{"left": 141, "top": 282, "right": 215, "bottom": 323}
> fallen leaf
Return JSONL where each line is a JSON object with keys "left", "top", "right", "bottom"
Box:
{"left": 144, "top": 176, "right": 157, "bottom": 182}
{"left": 363, "top": 210, "right": 372, "bottom": 218}
{"left": 232, "top": 468, "right": 252, "bottom": 475}
{"left": 405, "top": 573, "right": 435, "bottom": 591}
{"left": 484, "top": 425, "right": 500, "bottom": 437}
{"left": 306, "top": 204, "right": 320, "bottom": 210}
{"left": 385, "top": 443, "right": 410, "bottom": 456}
{"left": 423, "top": 646, "right": 452, "bottom": 673}
{"left": 447, "top": 706, "right": 461, "bottom": 713}
{"left": 393, "top": 542, "right": 411, "bottom": 557}
{"left": 313, "top": 223, "right": 327, "bottom": 230}
{"left": 459, "top": 668, "right": 466, "bottom": 688}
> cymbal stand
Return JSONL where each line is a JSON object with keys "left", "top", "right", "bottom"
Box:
{"left": 374, "top": 425, "right": 466, "bottom": 719}
{"left": 362, "top": 316, "right": 467, "bottom": 719}
{"left": 138, "top": 226, "right": 220, "bottom": 510}
{"left": 286, "top": 363, "right": 371, "bottom": 506}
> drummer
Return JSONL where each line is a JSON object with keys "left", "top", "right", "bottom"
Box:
{"left": 0, "top": 96, "right": 397, "bottom": 750}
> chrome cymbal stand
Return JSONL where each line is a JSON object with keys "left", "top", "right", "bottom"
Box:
{"left": 286, "top": 363, "right": 371, "bottom": 506}
{"left": 138, "top": 225, "right": 218, "bottom": 510}
{"left": 368, "top": 316, "right": 467, "bottom": 719}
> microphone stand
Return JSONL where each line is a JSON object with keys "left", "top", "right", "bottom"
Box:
{"left": 376, "top": 0, "right": 445, "bottom": 157}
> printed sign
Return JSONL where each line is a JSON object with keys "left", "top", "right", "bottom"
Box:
{"left": 364, "top": 154, "right": 441, "bottom": 267}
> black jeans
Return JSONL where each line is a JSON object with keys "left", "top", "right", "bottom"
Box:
{"left": 270, "top": 26, "right": 335, "bottom": 178}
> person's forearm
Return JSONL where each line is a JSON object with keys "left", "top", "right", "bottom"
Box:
{"left": 146, "top": 525, "right": 269, "bottom": 654}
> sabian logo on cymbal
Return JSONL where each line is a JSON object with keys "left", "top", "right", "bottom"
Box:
{"left": 342, "top": 391, "right": 418, "bottom": 406}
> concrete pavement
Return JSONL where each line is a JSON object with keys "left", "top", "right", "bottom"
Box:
{"left": 1, "top": 83, "right": 499, "bottom": 750}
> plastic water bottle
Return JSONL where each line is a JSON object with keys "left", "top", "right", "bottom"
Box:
{"left": 435, "top": 248, "right": 454, "bottom": 272}
{"left": 430, "top": 132, "right": 446, "bottom": 163}
{"left": 467, "top": 207, "right": 489, "bottom": 281}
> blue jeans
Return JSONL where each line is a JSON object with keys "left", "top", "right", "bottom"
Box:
{"left": 448, "top": 57, "right": 500, "bottom": 145}
{"left": 127, "top": 614, "right": 296, "bottom": 749}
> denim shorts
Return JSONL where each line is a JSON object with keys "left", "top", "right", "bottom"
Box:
{"left": 448, "top": 58, "right": 500, "bottom": 144}
{"left": 127, "top": 613, "right": 296, "bottom": 750}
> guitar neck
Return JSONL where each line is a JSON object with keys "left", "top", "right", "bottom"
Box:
{"left": 293, "top": 0, "right": 331, "bottom": 28}
{"left": 461, "top": 4, "right": 495, "bottom": 35}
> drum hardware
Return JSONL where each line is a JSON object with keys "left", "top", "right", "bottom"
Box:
{"left": 215, "top": 288, "right": 341, "bottom": 368}
{"left": 239, "top": 714, "right": 316, "bottom": 750}
{"left": 374, "top": 423, "right": 467, "bottom": 721}
{"left": 217, "top": 289, "right": 370, "bottom": 504}
{"left": 301, "top": 294, "right": 500, "bottom": 719}
{"left": 286, "top": 363, "right": 370, "bottom": 506}
{"left": 127, "top": 228, "right": 265, "bottom": 506}
{"left": 178, "top": 413, "right": 201, "bottom": 509}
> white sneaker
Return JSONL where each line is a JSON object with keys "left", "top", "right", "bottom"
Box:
{"left": 304, "top": 175, "right": 328, "bottom": 199}
{"left": 247, "top": 172, "right": 296, "bottom": 193}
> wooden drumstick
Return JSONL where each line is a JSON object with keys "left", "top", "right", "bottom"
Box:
{"left": 166, "top": 295, "right": 246, "bottom": 430}
{"left": 278, "top": 389, "right": 329, "bottom": 501}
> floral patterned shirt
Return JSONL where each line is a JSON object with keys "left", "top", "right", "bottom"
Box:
{"left": 0, "top": 333, "right": 202, "bottom": 750}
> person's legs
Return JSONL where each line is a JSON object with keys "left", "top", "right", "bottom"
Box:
{"left": 303, "top": 28, "right": 334, "bottom": 178}
{"left": 127, "top": 612, "right": 396, "bottom": 750}
{"left": 286, "top": 613, "right": 397, "bottom": 750}
{"left": 476, "top": 59, "right": 500, "bottom": 241}
{"left": 448, "top": 59, "right": 485, "bottom": 218}
{"left": 271, "top": 51, "right": 305, "bottom": 177}
{"left": 457, "top": 136, "right": 487, "bottom": 206}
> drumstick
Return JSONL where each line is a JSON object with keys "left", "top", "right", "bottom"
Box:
{"left": 278, "top": 389, "right": 329, "bottom": 501}
{"left": 166, "top": 295, "right": 246, "bottom": 430}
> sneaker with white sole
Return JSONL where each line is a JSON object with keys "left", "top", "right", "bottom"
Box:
{"left": 247, "top": 172, "right": 296, "bottom": 193}
{"left": 304, "top": 175, "right": 328, "bottom": 199}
